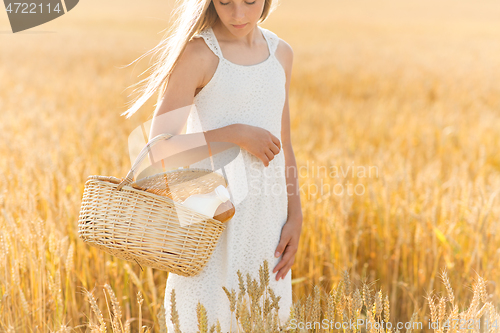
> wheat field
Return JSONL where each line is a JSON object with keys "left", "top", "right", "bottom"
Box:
{"left": 1, "top": 0, "right": 500, "bottom": 331}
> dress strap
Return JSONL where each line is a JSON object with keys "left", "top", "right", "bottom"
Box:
{"left": 193, "top": 26, "right": 224, "bottom": 59}
{"left": 194, "top": 26, "right": 280, "bottom": 58}
{"left": 259, "top": 27, "right": 280, "bottom": 55}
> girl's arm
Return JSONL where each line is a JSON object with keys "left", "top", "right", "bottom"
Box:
{"left": 281, "top": 72, "right": 303, "bottom": 224}
{"left": 145, "top": 37, "right": 239, "bottom": 175}
{"left": 279, "top": 40, "right": 303, "bottom": 224}
{"left": 273, "top": 39, "right": 303, "bottom": 281}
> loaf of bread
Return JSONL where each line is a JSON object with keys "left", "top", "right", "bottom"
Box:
{"left": 213, "top": 200, "right": 236, "bottom": 223}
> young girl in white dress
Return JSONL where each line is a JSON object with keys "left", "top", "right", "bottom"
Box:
{"left": 121, "top": 0, "right": 303, "bottom": 331}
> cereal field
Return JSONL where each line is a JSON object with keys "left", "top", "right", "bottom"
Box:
{"left": 1, "top": 0, "right": 500, "bottom": 331}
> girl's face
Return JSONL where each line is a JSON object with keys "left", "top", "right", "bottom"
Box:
{"left": 212, "top": 0, "right": 266, "bottom": 34}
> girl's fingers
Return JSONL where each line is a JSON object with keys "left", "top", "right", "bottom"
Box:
{"left": 277, "top": 265, "right": 290, "bottom": 280}
{"left": 273, "top": 255, "right": 287, "bottom": 274}
{"left": 264, "top": 149, "right": 274, "bottom": 163}
{"left": 269, "top": 143, "right": 280, "bottom": 155}
{"left": 276, "top": 259, "right": 294, "bottom": 280}
{"left": 273, "top": 245, "right": 293, "bottom": 275}
{"left": 271, "top": 135, "right": 281, "bottom": 151}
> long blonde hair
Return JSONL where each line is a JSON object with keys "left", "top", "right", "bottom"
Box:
{"left": 120, "top": 0, "right": 279, "bottom": 119}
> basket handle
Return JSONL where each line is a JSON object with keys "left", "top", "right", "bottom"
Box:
{"left": 116, "top": 132, "right": 215, "bottom": 191}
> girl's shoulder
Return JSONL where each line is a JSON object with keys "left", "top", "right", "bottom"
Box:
{"left": 191, "top": 27, "right": 222, "bottom": 59}
{"left": 260, "top": 27, "right": 293, "bottom": 77}
{"left": 258, "top": 25, "right": 278, "bottom": 38}
{"left": 259, "top": 26, "right": 293, "bottom": 58}
{"left": 186, "top": 32, "right": 218, "bottom": 63}
{"left": 258, "top": 25, "right": 281, "bottom": 51}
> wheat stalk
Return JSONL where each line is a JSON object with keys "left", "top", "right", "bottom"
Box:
{"left": 169, "top": 289, "right": 182, "bottom": 333}
{"left": 197, "top": 301, "right": 209, "bottom": 333}
{"left": 104, "top": 283, "right": 123, "bottom": 332}
{"left": 85, "top": 289, "right": 106, "bottom": 333}
{"left": 440, "top": 268, "right": 455, "bottom": 307}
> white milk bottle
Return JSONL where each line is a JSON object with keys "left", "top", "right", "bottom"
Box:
{"left": 181, "top": 185, "right": 231, "bottom": 219}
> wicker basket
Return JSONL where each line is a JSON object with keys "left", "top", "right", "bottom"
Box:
{"left": 78, "top": 133, "right": 229, "bottom": 276}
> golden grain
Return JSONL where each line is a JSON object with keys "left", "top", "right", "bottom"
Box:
{"left": 343, "top": 270, "right": 351, "bottom": 296}
{"left": 407, "top": 310, "right": 418, "bottom": 333}
{"left": 325, "top": 289, "right": 335, "bottom": 324}
{"left": 49, "top": 231, "right": 57, "bottom": 256}
{"left": 239, "top": 297, "right": 252, "bottom": 331}
{"left": 237, "top": 270, "right": 246, "bottom": 296}
{"left": 362, "top": 281, "right": 371, "bottom": 310}
{"left": 467, "top": 281, "right": 480, "bottom": 319}
{"left": 124, "top": 263, "right": 142, "bottom": 288}
{"left": 259, "top": 259, "right": 270, "bottom": 290}
{"left": 137, "top": 290, "right": 144, "bottom": 330}
{"left": 196, "top": 301, "right": 209, "bottom": 333}
{"left": 55, "top": 266, "right": 63, "bottom": 319}
{"left": 157, "top": 303, "right": 168, "bottom": 333}
{"left": 335, "top": 283, "right": 344, "bottom": 318}
{"left": 384, "top": 294, "right": 390, "bottom": 325}
{"left": 440, "top": 268, "right": 455, "bottom": 307}
{"left": 428, "top": 294, "right": 438, "bottom": 324}
{"left": 85, "top": 290, "right": 106, "bottom": 333}
{"left": 478, "top": 276, "right": 489, "bottom": 303}
{"left": 56, "top": 324, "right": 72, "bottom": 333}
{"left": 366, "top": 308, "right": 377, "bottom": 333}
{"left": 10, "top": 261, "right": 19, "bottom": 287}
{"left": 124, "top": 318, "right": 132, "bottom": 333}
{"left": 304, "top": 293, "right": 312, "bottom": 322}
{"left": 2, "top": 0, "right": 500, "bottom": 330}
{"left": 375, "top": 290, "right": 383, "bottom": 319}
{"left": 222, "top": 286, "right": 236, "bottom": 313}
{"left": 170, "top": 289, "right": 182, "bottom": 333}
{"left": 146, "top": 267, "right": 157, "bottom": 306}
{"left": 487, "top": 303, "right": 499, "bottom": 333}
{"left": 448, "top": 304, "right": 458, "bottom": 333}
{"left": 18, "top": 287, "right": 30, "bottom": 315}
{"left": 65, "top": 243, "right": 74, "bottom": 273}
{"left": 477, "top": 303, "right": 489, "bottom": 319}
{"left": 104, "top": 283, "right": 123, "bottom": 332}
{"left": 268, "top": 287, "right": 280, "bottom": 312}
{"left": 438, "top": 296, "right": 446, "bottom": 332}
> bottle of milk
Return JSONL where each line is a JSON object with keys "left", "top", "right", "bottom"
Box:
{"left": 181, "top": 185, "right": 231, "bottom": 219}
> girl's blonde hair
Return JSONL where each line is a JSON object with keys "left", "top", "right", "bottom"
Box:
{"left": 121, "top": 0, "right": 280, "bottom": 119}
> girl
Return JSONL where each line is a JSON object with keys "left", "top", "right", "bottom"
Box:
{"left": 121, "top": 0, "right": 303, "bottom": 331}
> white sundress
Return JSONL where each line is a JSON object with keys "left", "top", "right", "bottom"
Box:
{"left": 164, "top": 24, "right": 293, "bottom": 332}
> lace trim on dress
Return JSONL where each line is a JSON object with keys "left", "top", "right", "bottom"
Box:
{"left": 194, "top": 25, "right": 281, "bottom": 60}
{"left": 194, "top": 28, "right": 222, "bottom": 58}
{"left": 259, "top": 27, "right": 280, "bottom": 55}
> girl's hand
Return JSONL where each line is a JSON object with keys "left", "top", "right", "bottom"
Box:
{"left": 273, "top": 214, "right": 302, "bottom": 281}
{"left": 237, "top": 124, "right": 281, "bottom": 167}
